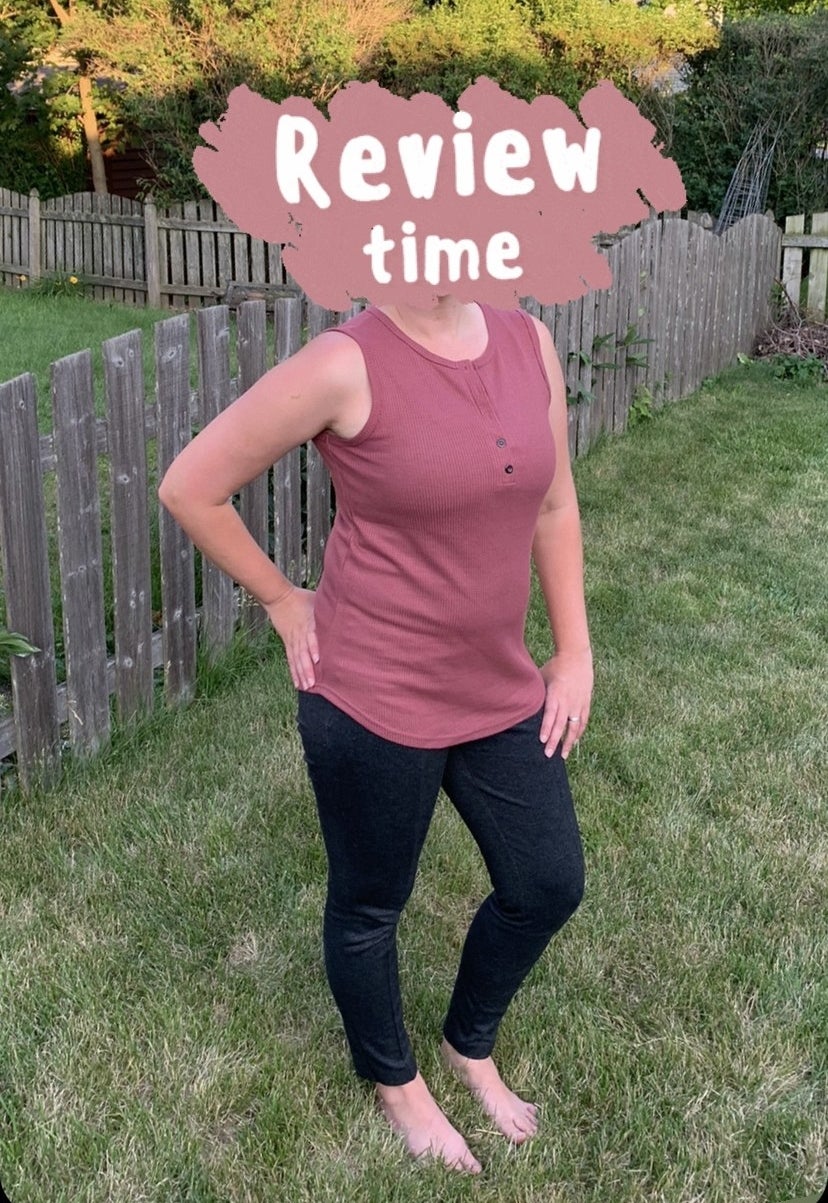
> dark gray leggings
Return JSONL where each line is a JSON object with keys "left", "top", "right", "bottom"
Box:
{"left": 295, "top": 690, "right": 585, "bottom": 1086}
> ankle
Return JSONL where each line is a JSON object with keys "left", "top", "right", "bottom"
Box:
{"left": 442, "top": 1037, "right": 484, "bottom": 1065}
{"left": 376, "top": 1072, "right": 425, "bottom": 1102}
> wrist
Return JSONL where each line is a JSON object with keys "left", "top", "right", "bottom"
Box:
{"left": 262, "top": 583, "right": 296, "bottom": 609}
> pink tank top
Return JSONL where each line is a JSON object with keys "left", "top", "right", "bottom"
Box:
{"left": 302, "top": 303, "right": 556, "bottom": 747}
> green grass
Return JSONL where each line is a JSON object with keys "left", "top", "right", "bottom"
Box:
{"left": 0, "top": 346, "right": 826, "bottom": 1200}
{"left": 0, "top": 288, "right": 180, "bottom": 429}
{"left": 0, "top": 287, "right": 273, "bottom": 432}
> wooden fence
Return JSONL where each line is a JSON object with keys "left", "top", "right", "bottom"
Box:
{"left": 0, "top": 211, "right": 782, "bottom": 793}
{"left": 781, "top": 211, "right": 828, "bottom": 318}
{"left": 0, "top": 188, "right": 288, "bottom": 308}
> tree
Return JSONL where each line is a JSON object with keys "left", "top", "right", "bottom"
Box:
{"left": 58, "top": 0, "right": 412, "bottom": 200}
{"left": 45, "top": 0, "right": 109, "bottom": 192}
{"left": 5, "top": 0, "right": 721, "bottom": 199}
{"left": 530, "top": 0, "right": 717, "bottom": 99}
{"left": 375, "top": 0, "right": 557, "bottom": 106}
{"left": 665, "top": 11, "right": 828, "bottom": 219}
{"left": 1, "top": 0, "right": 134, "bottom": 195}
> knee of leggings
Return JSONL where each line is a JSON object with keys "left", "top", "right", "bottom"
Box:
{"left": 506, "top": 859, "right": 585, "bottom": 930}
{"left": 325, "top": 898, "right": 404, "bottom": 939}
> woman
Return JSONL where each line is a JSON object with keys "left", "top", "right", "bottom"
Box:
{"left": 158, "top": 295, "right": 592, "bottom": 1173}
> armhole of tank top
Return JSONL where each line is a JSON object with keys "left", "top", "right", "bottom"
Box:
{"left": 515, "top": 307, "right": 553, "bottom": 401}
{"left": 314, "top": 326, "right": 380, "bottom": 449}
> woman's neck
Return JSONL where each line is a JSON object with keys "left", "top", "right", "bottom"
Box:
{"left": 381, "top": 297, "right": 478, "bottom": 342}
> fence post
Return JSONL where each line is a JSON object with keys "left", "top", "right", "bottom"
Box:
{"left": 781, "top": 214, "right": 804, "bottom": 308}
{"left": 808, "top": 211, "right": 828, "bottom": 319}
{"left": 144, "top": 195, "right": 161, "bottom": 309}
{"left": 28, "top": 188, "right": 41, "bottom": 283}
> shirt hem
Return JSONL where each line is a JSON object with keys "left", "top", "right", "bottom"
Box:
{"left": 302, "top": 681, "right": 546, "bottom": 749}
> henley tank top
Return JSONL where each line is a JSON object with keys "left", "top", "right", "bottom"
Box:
{"left": 301, "top": 302, "right": 557, "bottom": 747}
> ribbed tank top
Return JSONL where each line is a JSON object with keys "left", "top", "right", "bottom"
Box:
{"left": 301, "top": 302, "right": 557, "bottom": 747}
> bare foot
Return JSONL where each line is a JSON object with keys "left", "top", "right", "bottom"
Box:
{"left": 441, "top": 1038, "right": 539, "bottom": 1143}
{"left": 376, "top": 1072, "right": 482, "bottom": 1173}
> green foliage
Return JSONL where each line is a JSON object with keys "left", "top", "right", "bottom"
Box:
{"left": 0, "top": 629, "right": 39, "bottom": 659}
{"left": 565, "top": 322, "right": 657, "bottom": 407}
{"left": 0, "top": 592, "right": 40, "bottom": 663}
{"left": 1, "top": 0, "right": 725, "bottom": 203}
{"left": 0, "top": 15, "right": 86, "bottom": 196}
{"left": 770, "top": 353, "right": 826, "bottom": 384}
{"left": 627, "top": 383, "right": 655, "bottom": 427}
{"left": 566, "top": 323, "right": 657, "bottom": 407}
{"left": 0, "top": 0, "right": 126, "bottom": 196}
{"left": 717, "top": 0, "right": 825, "bottom": 15}
{"left": 29, "top": 271, "right": 87, "bottom": 299}
{"left": 9, "top": 0, "right": 821, "bottom": 223}
{"left": 375, "top": 0, "right": 555, "bottom": 105}
{"left": 566, "top": 380, "right": 594, "bottom": 406}
{"left": 664, "top": 11, "right": 828, "bottom": 220}
{"left": 614, "top": 323, "right": 655, "bottom": 369}
{"left": 531, "top": 0, "right": 715, "bottom": 97}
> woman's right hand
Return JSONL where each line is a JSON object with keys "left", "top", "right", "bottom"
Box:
{"left": 264, "top": 586, "right": 320, "bottom": 690}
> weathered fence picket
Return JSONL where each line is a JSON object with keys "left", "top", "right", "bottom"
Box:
{"left": 273, "top": 297, "right": 303, "bottom": 588}
{"left": 597, "top": 246, "right": 618, "bottom": 434}
{"left": 0, "top": 374, "right": 61, "bottom": 791}
{"left": 52, "top": 349, "right": 110, "bottom": 758}
{"left": 237, "top": 301, "right": 271, "bottom": 639}
{"left": 104, "top": 329, "right": 155, "bottom": 721}
{"left": 155, "top": 312, "right": 197, "bottom": 706}
{"left": 806, "top": 212, "right": 827, "bottom": 318}
{"left": 305, "top": 302, "right": 336, "bottom": 584}
{"left": 0, "top": 213, "right": 785, "bottom": 793}
{"left": 781, "top": 211, "right": 828, "bottom": 317}
{"left": 196, "top": 305, "right": 236, "bottom": 659}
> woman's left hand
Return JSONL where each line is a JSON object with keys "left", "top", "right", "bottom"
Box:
{"left": 539, "top": 649, "right": 593, "bottom": 760}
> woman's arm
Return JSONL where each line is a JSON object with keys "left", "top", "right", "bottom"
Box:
{"left": 158, "top": 329, "right": 369, "bottom": 691}
{"left": 157, "top": 329, "right": 367, "bottom": 608}
{"left": 528, "top": 315, "right": 593, "bottom": 758}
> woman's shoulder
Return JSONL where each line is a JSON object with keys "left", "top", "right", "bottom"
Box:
{"left": 303, "top": 325, "right": 369, "bottom": 395}
{"left": 482, "top": 303, "right": 550, "bottom": 353}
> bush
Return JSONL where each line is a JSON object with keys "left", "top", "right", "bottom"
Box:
{"left": 770, "top": 353, "right": 826, "bottom": 384}
{"left": 665, "top": 11, "right": 828, "bottom": 220}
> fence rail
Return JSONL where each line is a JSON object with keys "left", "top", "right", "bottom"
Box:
{"left": 781, "top": 210, "right": 828, "bottom": 317}
{"left": 0, "top": 211, "right": 782, "bottom": 793}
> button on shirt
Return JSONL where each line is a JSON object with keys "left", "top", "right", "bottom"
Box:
{"left": 304, "top": 303, "right": 557, "bottom": 747}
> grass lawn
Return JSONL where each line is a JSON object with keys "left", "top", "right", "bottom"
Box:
{"left": 0, "top": 338, "right": 826, "bottom": 1201}
{"left": 0, "top": 287, "right": 274, "bottom": 432}
{"left": 0, "top": 288, "right": 182, "bottom": 429}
